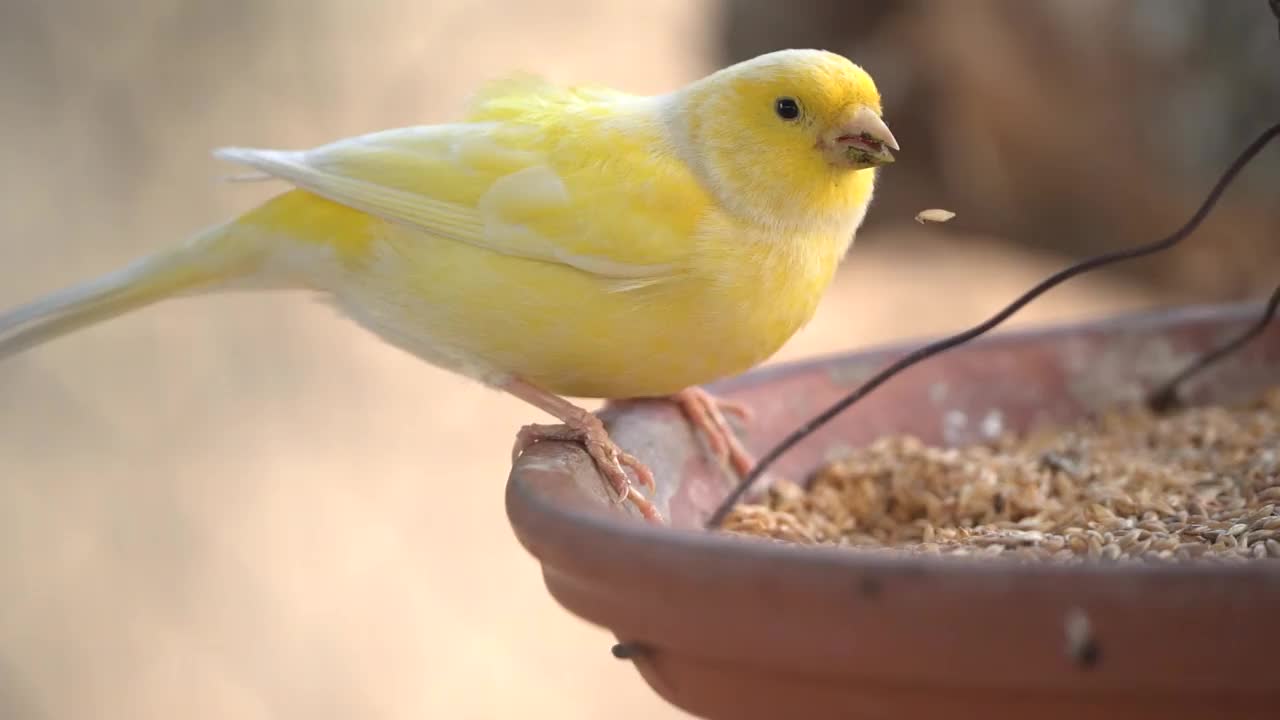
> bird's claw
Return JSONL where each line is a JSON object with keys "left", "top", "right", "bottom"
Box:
{"left": 513, "top": 417, "right": 662, "bottom": 522}
{"left": 670, "top": 387, "right": 757, "bottom": 477}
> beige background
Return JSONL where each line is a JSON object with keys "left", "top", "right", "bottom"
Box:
{"left": 0, "top": 1, "right": 1235, "bottom": 718}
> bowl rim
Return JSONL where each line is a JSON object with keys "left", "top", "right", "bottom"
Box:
{"left": 506, "top": 300, "right": 1280, "bottom": 584}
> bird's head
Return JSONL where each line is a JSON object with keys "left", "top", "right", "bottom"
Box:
{"left": 670, "top": 49, "right": 896, "bottom": 229}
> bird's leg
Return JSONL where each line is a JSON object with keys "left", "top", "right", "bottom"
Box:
{"left": 505, "top": 378, "right": 662, "bottom": 522}
{"left": 607, "top": 387, "right": 756, "bottom": 477}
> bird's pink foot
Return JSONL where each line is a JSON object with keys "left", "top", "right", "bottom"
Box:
{"left": 512, "top": 417, "right": 661, "bottom": 522}
{"left": 505, "top": 379, "right": 662, "bottom": 523}
{"left": 669, "top": 387, "right": 756, "bottom": 477}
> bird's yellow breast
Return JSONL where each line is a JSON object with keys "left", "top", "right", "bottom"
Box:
{"left": 383, "top": 209, "right": 850, "bottom": 399}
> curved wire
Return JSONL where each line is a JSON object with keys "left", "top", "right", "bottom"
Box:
{"left": 1147, "top": 282, "right": 1280, "bottom": 412}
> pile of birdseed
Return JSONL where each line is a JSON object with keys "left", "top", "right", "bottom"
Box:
{"left": 721, "top": 387, "right": 1280, "bottom": 563}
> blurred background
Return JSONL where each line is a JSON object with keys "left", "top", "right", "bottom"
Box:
{"left": 0, "top": 1, "right": 1276, "bottom": 718}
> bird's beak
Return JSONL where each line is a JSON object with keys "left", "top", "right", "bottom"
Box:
{"left": 827, "top": 106, "right": 898, "bottom": 169}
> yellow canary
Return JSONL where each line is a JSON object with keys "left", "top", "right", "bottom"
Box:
{"left": 0, "top": 49, "right": 895, "bottom": 522}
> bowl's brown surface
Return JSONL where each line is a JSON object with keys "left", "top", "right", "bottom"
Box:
{"left": 505, "top": 302, "right": 1280, "bottom": 720}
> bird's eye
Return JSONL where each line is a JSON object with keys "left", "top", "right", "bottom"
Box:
{"left": 774, "top": 97, "right": 801, "bottom": 121}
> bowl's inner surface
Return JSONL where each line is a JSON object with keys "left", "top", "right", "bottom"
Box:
{"left": 594, "top": 304, "right": 1280, "bottom": 530}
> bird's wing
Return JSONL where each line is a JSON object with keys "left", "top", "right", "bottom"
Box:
{"left": 215, "top": 108, "right": 702, "bottom": 282}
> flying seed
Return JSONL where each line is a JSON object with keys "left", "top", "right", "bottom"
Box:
{"left": 915, "top": 208, "right": 956, "bottom": 224}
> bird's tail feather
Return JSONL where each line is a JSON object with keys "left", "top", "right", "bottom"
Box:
{"left": 0, "top": 224, "right": 265, "bottom": 361}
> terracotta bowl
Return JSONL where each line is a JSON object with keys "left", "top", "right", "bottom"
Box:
{"left": 505, "top": 302, "right": 1280, "bottom": 720}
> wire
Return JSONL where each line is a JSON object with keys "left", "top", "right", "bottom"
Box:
{"left": 1147, "top": 282, "right": 1280, "bottom": 412}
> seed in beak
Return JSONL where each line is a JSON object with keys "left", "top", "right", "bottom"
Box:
{"left": 837, "top": 133, "right": 884, "bottom": 152}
